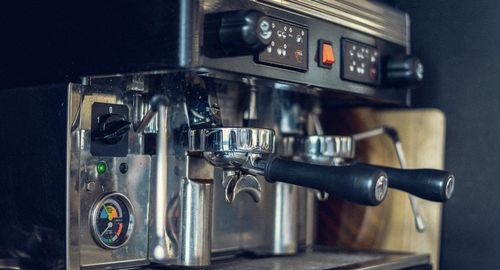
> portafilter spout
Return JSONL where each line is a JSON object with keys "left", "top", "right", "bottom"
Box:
{"left": 188, "top": 128, "right": 389, "bottom": 206}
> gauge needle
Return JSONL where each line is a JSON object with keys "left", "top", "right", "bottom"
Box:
{"left": 101, "top": 222, "right": 113, "bottom": 236}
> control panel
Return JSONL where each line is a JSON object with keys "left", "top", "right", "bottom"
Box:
{"left": 341, "top": 39, "right": 380, "bottom": 86}
{"left": 256, "top": 18, "right": 308, "bottom": 71}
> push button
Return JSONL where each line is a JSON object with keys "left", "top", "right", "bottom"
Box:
{"left": 322, "top": 44, "right": 335, "bottom": 65}
{"left": 318, "top": 39, "right": 335, "bottom": 68}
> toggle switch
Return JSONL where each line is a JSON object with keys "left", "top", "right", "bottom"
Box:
{"left": 318, "top": 39, "right": 335, "bottom": 68}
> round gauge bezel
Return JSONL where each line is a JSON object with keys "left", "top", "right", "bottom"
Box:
{"left": 90, "top": 192, "right": 135, "bottom": 249}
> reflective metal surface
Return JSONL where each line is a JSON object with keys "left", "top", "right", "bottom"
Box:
{"left": 152, "top": 102, "right": 169, "bottom": 261}
{"left": 0, "top": 0, "right": 425, "bottom": 268}
{"left": 189, "top": 128, "right": 275, "bottom": 154}
{"left": 303, "top": 135, "right": 355, "bottom": 162}
{"left": 258, "top": 0, "right": 409, "bottom": 46}
{"left": 68, "top": 84, "right": 152, "bottom": 269}
{"left": 189, "top": 127, "right": 275, "bottom": 167}
{"left": 272, "top": 182, "right": 299, "bottom": 254}
{"left": 77, "top": 154, "right": 151, "bottom": 268}
{"left": 223, "top": 172, "right": 262, "bottom": 204}
{"left": 144, "top": 250, "right": 431, "bottom": 270}
{"left": 45, "top": 71, "right": 428, "bottom": 270}
{"left": 375, "top": 175, "right": 389, "bottom": 203}
{"left": 445, "top": 175, "right": 455, "bottom": 200}
{"left": 178, "top": 178, "right": 213, "bottom": 266}
{"left": 89, "top": 193, "right": 135, "bottom": 250}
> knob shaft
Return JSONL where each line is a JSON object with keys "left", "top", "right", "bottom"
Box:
{"left": 385, "top": 55, "right": 424, "bottom": 87}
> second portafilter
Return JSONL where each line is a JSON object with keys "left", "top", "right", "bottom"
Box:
{"left": 301, "top": 127, "right": 455, "bottom": 232}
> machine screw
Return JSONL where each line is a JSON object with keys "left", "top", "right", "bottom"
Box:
{"left": 86, "top": 181, "right": 96, "bottom": 191}
{"left": 375, "top": 175, "right": 388, "bottom": 202}
{"left": 445, "top": 174, "right": 455, "bottom": 200}
{"left": 119, "top": 163, "right": 128, "bottom": 174}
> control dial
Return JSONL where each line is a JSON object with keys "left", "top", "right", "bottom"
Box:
{"left": 205, "top": 10, "right": 272, "bottom": 57}
{"left": 91, "top": 113, "right": 131, "bottom": 144}
{"left": 385, "top": 55, "right": 424, "bottom": 87}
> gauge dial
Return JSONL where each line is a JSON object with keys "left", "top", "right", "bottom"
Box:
{"left": 91, "top": 193, "right": 134, "bottom": 249}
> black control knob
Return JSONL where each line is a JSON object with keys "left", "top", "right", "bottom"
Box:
{"left": 91, "top": 113, "right": 131, "bottom": 144}
{"left": 204, "top": 10, "right": 272, "bottom": 57}
{"left": 385, "top": 55, "right": 424, "bottom": 87}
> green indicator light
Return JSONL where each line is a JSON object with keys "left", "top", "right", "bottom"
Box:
{"left": 97, "top": 162, "right": 107, "bottom": 174}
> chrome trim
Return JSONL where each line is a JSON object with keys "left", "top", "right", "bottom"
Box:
{"left": 153, "top": 103, "right": 169, "bottom": 261}
{"left": 355, "top": 254, "right": 430, "bottom": 270}
{"left": 258, "top": 0, "right": 409, "bottom": 46}
{"left": 304, "top": 135, "right": 355, "bottom": 161}
{"left": 178, "top": 178, "right": 213, "bottom": 266}
{"left": 273, "top": 182, "right": 299, "bottom": 254}
{"left": 405, "top": 13, "right": 411, "bottom": 54}
{"left": 445, "top": 175, "right": 455, "bottom": 200}
{"left": 90, "top": 193, "right": 135, "bottom": 249}
{"left": 189, "top": 128, "right": 276, "bottom": 169}
{"left": 375, "top": 175, "right": 389, "bottom": 203}
{"left": 67, "top": 83, "right": 81, "bottom": 270}
{"left": 189, "top": 128, "right": 275, "bottom": 154}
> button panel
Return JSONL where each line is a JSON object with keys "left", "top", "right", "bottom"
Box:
{"left": 341, "top": 39, "right": 380, "bottom": 85}
{"left": 256, "top": 18, "right": 308, "bottom": 71}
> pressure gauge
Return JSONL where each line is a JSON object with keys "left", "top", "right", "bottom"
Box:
{"left": 90, "top": 193, "right": 134, "bottom": 249}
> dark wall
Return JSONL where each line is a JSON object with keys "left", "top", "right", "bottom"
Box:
{"left": 392, "top": 1, "right": 500, "bottom": 269}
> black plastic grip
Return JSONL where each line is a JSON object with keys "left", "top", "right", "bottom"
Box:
{"left": 361, "top": 164, "right": 455, "bottom": 202}
{"left": 264, "top": 157, "right": 388, "bottom": 206}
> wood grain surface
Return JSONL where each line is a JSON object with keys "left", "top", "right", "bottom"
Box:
{"left": 317, "top": 108, "right": 445, "bottom": 269}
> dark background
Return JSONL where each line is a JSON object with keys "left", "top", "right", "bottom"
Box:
{"left": 380, "top": 0, "right": 500, "bottom": 269}
{"left": 1, "top": 1, "right": 498, "bottom": 269}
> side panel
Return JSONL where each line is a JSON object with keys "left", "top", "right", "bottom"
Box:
{"left": 0, "top": 85, "right": 69, "bottom": 270}
{"left": 68, "top": 84, "right": 151, "bottom": 269}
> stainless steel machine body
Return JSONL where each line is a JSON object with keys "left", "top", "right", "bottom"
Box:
{"left": 0, "top": 1, "right": 447, "bottom": 270}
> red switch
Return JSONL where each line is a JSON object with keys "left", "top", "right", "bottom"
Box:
{"left": 318, "top": 40, "right": 335, "bottom": 68}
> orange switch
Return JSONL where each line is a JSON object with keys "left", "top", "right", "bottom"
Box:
{"left": 322, "top": 43, "right": 335, "bottom": 65}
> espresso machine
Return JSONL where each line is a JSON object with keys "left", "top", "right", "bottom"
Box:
{"left": 0, "top": 0, "right": 454, "bottom": 269}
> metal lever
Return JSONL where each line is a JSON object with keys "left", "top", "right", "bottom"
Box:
{"left": 136, "top": 95, "right": 170, "bottom": 259}
{"left": 353, "top": 127, "right": 426, "bottom": 232}
{"left": 394, "top": 140, "right": 426, "bottom": 232}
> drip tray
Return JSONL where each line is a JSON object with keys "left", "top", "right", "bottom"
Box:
{"left": 147, "top": 248, "right": 431, "bottom": 270}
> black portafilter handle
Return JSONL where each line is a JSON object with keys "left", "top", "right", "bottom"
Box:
{"left": 263, "top": 157, "right": 389, "bottom": 206}
{"left": 359, "top": 164, "right": 455, "bottom": 202}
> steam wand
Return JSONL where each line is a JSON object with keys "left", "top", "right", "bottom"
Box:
{"left": 352, "top": 127, "right": 426, "bottom": 232}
